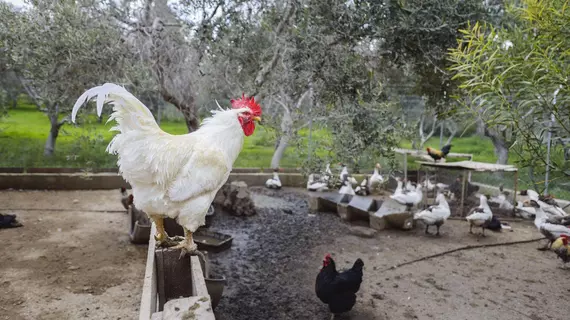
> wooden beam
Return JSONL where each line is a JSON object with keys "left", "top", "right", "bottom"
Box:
{"left": 139, "top": 223, "right": 158, "bottom": 320}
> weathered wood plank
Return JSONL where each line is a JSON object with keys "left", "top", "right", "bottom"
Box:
{"left": 155, "top": 248, "right": 194, "bottom": 311}
{"left": 139, "top": 223, "right": 158, "bottom": 320}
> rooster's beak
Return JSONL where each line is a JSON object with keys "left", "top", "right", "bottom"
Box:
{"left": 253, "top": 116, "right": 261, "bottom": 123}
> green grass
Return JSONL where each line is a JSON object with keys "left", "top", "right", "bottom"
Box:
{"left": 0, "top": 100, "right": 326, "bottom": 169}
{"left": 2, "top": 100, "right": 569, "bottom": 199}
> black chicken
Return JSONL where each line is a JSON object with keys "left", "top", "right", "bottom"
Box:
{"left": 315, "top": 254, "right": 364, "bottom": 319}
{"left": 0, "top": 213, "right": 23, "bottom": 229}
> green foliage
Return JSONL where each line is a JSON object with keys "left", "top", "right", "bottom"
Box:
{"left": 449, "top": 0, "right": 570, "bottom": 187}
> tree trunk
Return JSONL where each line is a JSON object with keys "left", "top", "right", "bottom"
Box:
{"left": 44, "top": 115, "right": 60, "bottom": 156}
{"left": 43, "top": 103, "right": 68, "bottom": 157}
{"left": 270, "top": 109, "right": 293, "bottom": 169}
{"left": 271, "top": 134, "right": 291, "bottom": 169}
{"left": 494, "top": 141, "right": 509, "bottom": 165}
{"left": 161, "top": 92, "right": 199, "bottom": 133}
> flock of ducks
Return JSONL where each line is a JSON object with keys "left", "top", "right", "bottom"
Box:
{"left": 267, "top": 163, "right": 570, "bottom": 267}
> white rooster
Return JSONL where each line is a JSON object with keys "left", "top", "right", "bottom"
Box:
{"left": 71, "top": 83, "right": 262, "bottom": 255}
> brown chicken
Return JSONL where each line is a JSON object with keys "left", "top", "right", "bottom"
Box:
{"left": 426, "top": 144, "right": 452, "bottom": 162}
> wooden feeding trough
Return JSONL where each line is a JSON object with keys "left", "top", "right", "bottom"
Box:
{"left": 129, "top": 205, "right": 151, "bottom": 244}
{"left": 139, "top": 224, "right": 216, "bottom": 320}
{"left": 368, "top": 198, "right": 416, "bottom": 231}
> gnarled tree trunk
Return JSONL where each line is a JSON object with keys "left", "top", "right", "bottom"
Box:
{"left": 43, "top": 103, "right": 68, "bottom": 156}
{"left": 270, "top": 109, "right": 293, "bottom": 169}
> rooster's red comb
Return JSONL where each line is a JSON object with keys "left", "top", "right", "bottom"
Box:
{"left": 231, "top": 93, "right": 262, "bottom": 116}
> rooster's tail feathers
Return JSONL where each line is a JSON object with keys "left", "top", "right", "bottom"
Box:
{"left": 71, "top": 83, "right": 159, "bottom": 133}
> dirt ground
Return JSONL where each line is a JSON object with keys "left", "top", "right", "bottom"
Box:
{"left": 0, "top": 190, "right": 147, "bottom": 320}
{"left": 1, "top": 188, "right": 570, "bottom": 320}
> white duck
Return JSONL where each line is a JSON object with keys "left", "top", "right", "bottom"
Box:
{"left": 422, "top": 178, "right": 435, "bottom": 191}
{"left": 338, "top": 176, "right": 356, "bottom": 196}
{"left": 265, "top": 169, "right": 282, "bottom": 189}
{"left": 413, "top": 192, "right": 451, "bottom": 236}
{"left": 307, "top": 173, "right": 329, "bottom": 192}
{"left": 339, "top": 164, "right": 358, "bottom": 186}
{"left": 404, "top": 180, "right": 416, "bottom": 192}
{"left": 393, "top": 177, "right": 404, "bottom": 196}
{"left": 466, "top": 194, "right": 493, "bottom": 236}
{"left": 515, "top": 201, "right": 535, "bottom": 219}
{"left": 528, "top": 200, "right": 570, "bottom": 249}
{"left": 355, "top": 177, "right": 370, "bottom": 196}
{"left": 390, "top": 184, "right": 423, "bottom": 207}
{"left": 323, "top": 163, "right": 332, "bottom": 183}
{"left": 368, "top": 163, "right": 385, "bottom": 191}
{"left": 526, "top": 189, "right": 567, "bottom": 217}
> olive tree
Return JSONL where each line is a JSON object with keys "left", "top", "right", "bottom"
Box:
{"left": 449, "top": 0, "right": 570, "bottom": 181}
{"left": 2, "top": 0, "right": 130, "bottom": 156}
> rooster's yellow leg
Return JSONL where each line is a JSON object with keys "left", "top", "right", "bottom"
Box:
{"left": 171, "top": 227, "right": 199, "bottom": 258}
{"left": 149, "top": 215, "right": 179, "bottom": 247}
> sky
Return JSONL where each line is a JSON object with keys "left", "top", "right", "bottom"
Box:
{"left": 3, "top": 0, "right": 25, "bottom": 7}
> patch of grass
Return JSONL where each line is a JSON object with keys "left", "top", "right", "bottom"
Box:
{"left": 2, "top": 102, "right": 569, "bottom": 199}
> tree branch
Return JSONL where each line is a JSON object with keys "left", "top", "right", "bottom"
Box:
{"left": 252, "top": 1, "right": 296, "bottom": 93}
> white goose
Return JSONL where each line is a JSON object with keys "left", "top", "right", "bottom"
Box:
{"left": 466, "top": 195, "right": 493, "bottom": 235}
{"left": 307, "top": 173, "right": 329, "bottom": 192}
{"left": 265, "top": 169, "right": 282, "bottom": 189}
{"left": 390, "top": 184, "right": 423, "bottom": 207}
{"left": 413, "top": 192, "right": 451, "bottom": 236}
{"left": 368, "top": 163, "right": 385, "bottom": 191}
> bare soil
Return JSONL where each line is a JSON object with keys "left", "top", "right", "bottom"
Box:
{"left": 211, "top": 187, "right": 570, "bottom": 320}
{"left": 1, "top": 188, "right": 569, "bottom": 320}
{"left": 0, "top": 190, "right": 147, "bottom": 320}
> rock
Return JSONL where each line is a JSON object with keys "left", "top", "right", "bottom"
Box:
{"left": 214, "top": 181, "right": 257, "bottom": 216}
{"left": 348, "top": 226, "right": 377, "bottom": 238}
{"left": 372, "top": 293, "right": 385, "bottom": 300}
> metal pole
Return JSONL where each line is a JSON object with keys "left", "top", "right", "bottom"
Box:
{"left": 439, "top": 122, "right": 444, "bottom": 148}
{"left": 513, "top": 170, "right": 518, "bottom": 216}
{"left": 545, "top": 112, "right": 554, "bottom": 194}
{"left": 460, "top": 171, "right": 467, "bottom": 217}
{"left": 403, "top": 153, "right": 408, "bottom": 181}
{"left": 546, "top": 86, "right": 561, "bottom": 195}
{"left": 307, "top": 116, "right": 313, "bottom": 163}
